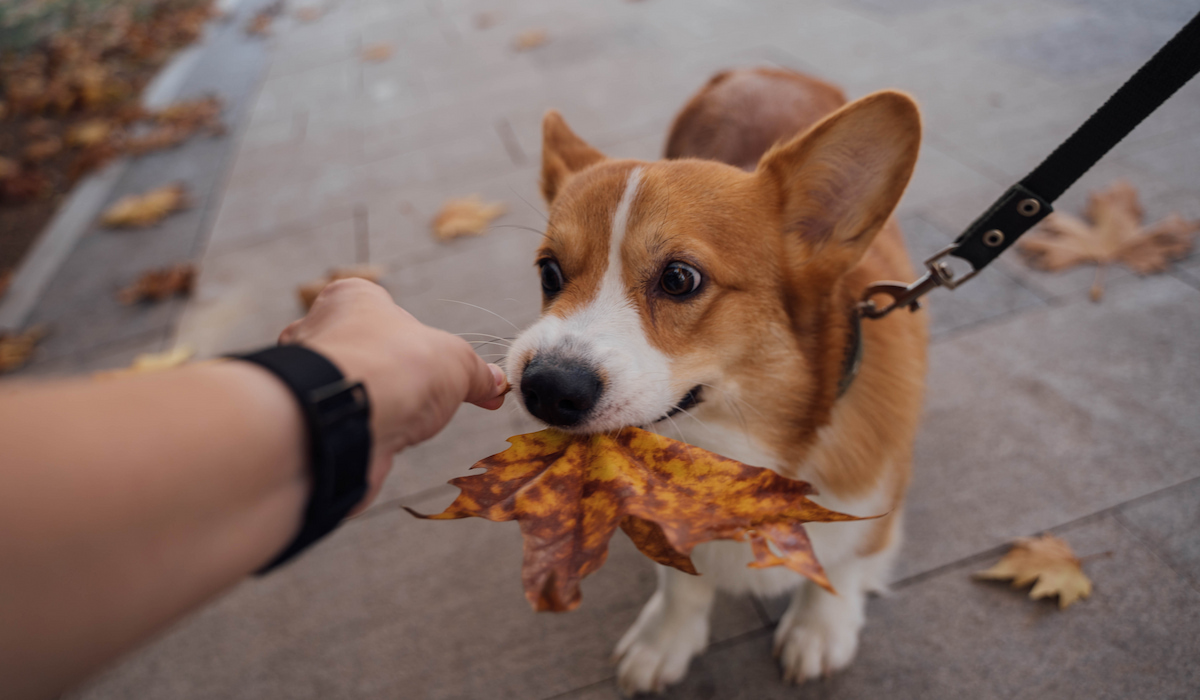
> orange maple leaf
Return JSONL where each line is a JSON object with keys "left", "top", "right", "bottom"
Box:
{"left": 409, "top": 427, "right": 870, "bottom": 612}
{"left": 1018, "top": 180, "right": 1199, "bottom": 301}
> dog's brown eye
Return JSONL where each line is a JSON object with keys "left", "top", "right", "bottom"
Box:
{"left": 660, "top": 262, "right": 701, "bottom": 296}
{"left": 539, "top": 260, "right": 564, "bottom": 297}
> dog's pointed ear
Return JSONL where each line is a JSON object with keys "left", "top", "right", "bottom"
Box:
{"left": 757, "top": 90, "right": 921, "bottom": 274}
{"left": 541, "top": 110, "right": 606, "bottom": 204}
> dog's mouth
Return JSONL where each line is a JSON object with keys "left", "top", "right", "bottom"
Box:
{"left": 654, "top": 385, "right": 704, "bottom": 423}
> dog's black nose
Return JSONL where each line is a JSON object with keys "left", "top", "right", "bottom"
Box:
{"left": 520, "top": 356, "right": 604, "bottom": 427}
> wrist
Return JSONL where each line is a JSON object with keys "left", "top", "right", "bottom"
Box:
{"left": 231, "top": 345, "right": 372, "bottom": 572}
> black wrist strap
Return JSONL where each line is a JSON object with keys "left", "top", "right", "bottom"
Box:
{"left": 234, "top": 345, "right": 372, "bottom": 573}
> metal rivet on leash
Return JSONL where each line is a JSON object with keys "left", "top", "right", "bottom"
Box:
{"left": 1017, "top": 198, "right": 1041, "bottom": 216}
{"left": 982, "top": 229, "right": 1005, "bottom": 247}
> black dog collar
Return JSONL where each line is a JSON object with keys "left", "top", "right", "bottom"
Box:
{"left": 234, "top": 345, "right": 371, "bottom": 573}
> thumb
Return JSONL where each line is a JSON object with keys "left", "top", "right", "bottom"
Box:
{"left": 466, "top": 361, "right": 509, "bottom": 410}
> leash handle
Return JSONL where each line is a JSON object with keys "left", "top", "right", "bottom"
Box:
{"left": 861, "top": 9, "right": 1200, "bottom": 319}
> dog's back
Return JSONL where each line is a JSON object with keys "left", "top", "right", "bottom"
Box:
{"left": 665, "top": 67, "right": 847, "bottom": 170}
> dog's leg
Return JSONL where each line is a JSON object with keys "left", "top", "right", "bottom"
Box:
{"left": 614, "top": 565, "right": 714, "bottom": 695}
{"left": 772, "top": 537, "right": 898, "bottom": 683}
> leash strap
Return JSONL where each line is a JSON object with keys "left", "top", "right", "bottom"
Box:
{"left": 862, "top": 9, "right": 1200, "bottom": 318}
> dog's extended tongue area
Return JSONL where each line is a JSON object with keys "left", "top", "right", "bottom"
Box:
{"left": 658, "top": 385, "right": 704, "bottom": 422}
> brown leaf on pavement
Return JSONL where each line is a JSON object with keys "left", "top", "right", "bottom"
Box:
{"left": 101, "top": 183, "right": 190, "bottom": 228}
{"left": 24, "top": 137, "right": 63, "bottom": 163}
{"left": 0, "top": 158, "right": 19, "bottom": 180}
{"left": 65, "top": 120, "right": 114, "bottom": 148}
{"left": 296, "top": 264, "right": 384, "bottom": 310}
{"left": 117, "top": 264, "right": 196, "bottom": 304}
{"left": 0, "top": 169, "right": 51, "bottom": 204}
{"left": 409, "top": 427, "right": 871, "bottom": 612}
{"left": 432, "top": 195, "right": 506, "bottom": 240}
{"left": 975, "top": 534, "right": 1092, "bottom": 609}
{"left": 295, "top": 7, "right": 323, "bottom": 22}
{"left": 361, "top": 43, "right": 395, "bottom": 62}
{"left": 513, "top": 28, "right": 549, "bottom": 51}
{"left": 0, "top": 326, "right": 48, "bottom": 374}
{"left": 1019, "top": 180, "right": 1199, "bottom": 301}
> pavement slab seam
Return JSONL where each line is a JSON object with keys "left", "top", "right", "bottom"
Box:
{"left": 1111, "top": 511, "right": 1200, "bottom": 596}
{"left": 895, "top": 472, "right": 1200, "bottom": 593}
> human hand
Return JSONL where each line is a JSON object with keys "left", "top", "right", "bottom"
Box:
{"left": 278, "top": 278, "right": 508, "bottom": 509}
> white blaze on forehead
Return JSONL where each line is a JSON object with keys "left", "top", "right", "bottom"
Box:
{"left": 507, "top": 166, "right": 681, "bottom": 432}
{"left": 607, "top": 166, "right": 643, "bottom": 283}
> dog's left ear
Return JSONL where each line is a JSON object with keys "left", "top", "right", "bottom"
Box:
{"left": 757, "top": 90, "right": 921, "bottom": 274}
{"left": 541, "top": 110, "right": 606, "bottom": 204}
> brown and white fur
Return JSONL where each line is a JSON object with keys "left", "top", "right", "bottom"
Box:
{"left": 505, "top": 67, "right": 928, "bottom": 694}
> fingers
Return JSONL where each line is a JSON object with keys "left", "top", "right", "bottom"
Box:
{"left": 466, "top": 360, "right": 509, "bottom": 411}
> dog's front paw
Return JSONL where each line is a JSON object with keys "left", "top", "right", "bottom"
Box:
{"left": 772, "top": 591, "right": 864, "bottom": 684}
{"left": 613, "top": 591, "right": 709, "bottom": 696}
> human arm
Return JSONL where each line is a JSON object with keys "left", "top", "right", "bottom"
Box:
{"left": 0, "top": 279, "right": 507, "bottom": 699}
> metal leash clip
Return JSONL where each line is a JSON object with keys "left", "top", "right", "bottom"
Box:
{"left": 857, "top": 244, "right": 979, "bottom": 319}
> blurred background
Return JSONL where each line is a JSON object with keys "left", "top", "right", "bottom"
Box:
{"left": 1, "top": 0, "right": 1198, "bottom": 698}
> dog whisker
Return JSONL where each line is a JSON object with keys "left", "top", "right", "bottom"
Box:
{"left": 437, "top": 299, "right": 521, "bottom": 331}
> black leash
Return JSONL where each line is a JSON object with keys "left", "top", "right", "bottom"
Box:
{"left": 861, "top": 9, "right": 1200, "bottom": 319}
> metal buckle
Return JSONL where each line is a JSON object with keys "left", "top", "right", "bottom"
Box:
{"left": 858, "top": 244, "right": 979, "bottom": 319}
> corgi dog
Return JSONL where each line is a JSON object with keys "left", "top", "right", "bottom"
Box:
{"left": 505, "top": 67, "right": 928, "bottom": 694}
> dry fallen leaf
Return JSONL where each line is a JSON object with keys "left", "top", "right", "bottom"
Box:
{"left": 361, "top": 43, "right": 394, "bottom": 62}
{"left": 295, "top": 7, "right": 323, "bottom": 22}
{"left": 118, "top": 264, "right": 195, "bottom": 304}
{"left": 0, "top": 157, "right": 19, "bottom": 180}
{"left": 513, "top": 28, "right": 549, "bottom": 51}
{"left": 95, "top": 346, "right": 196, "bottom": 379}
{"left": 24, "top": 137, "right": 63, "bottom": 162}
{"left": 409, "top": 427, "right": 868, "bottom": 612}
{"left": 65, "top": 120, "right": 113, "bottom": 148}
{"left": 975, "top": 534, "right": 1092, "bottom": 609}
{"left": 101, "top": 183, "right": 190, "bottom": 228}
{"left": 432, "top": 195, "right": 506, "bottom": 240}
{"left": 0, "top": 169, "right": 50, "bottom": 203}
{"left": 0, "top": 326, "right": 47, "bottom": 374}
{"left": 297, "top": 264, "right": 384, "bottom": 310}
{"left": 1019, "top": 180, "right": 1199, "bottom": 301}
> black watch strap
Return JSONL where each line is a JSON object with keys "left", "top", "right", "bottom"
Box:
{"left": 234, "top": 345, "right": 372, "bottom": 573}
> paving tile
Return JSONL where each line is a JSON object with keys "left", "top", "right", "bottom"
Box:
{"left": 1118, "top": 477, "right": 1200, "bottom": 586}
{"left": 901, "top": 275, "right": 1200, "bottom": 580}
{"left": 174, "top": 216, "right": 358, "bottom": 358}
{"left": 989, "top": 12, "right": 1180, "bottom": 80}
{"left": 1118, "top": 129, "right": 1200, "bottom": 197}
{"left": 365, "top": 165, "right": 544, "bottom": 280}
{"left": 70, "top": 491, "right": 765, "bottom": 700}
{"left": 896, "top": 143, "right": 1003, "bottom": 217}
{"left": 595, "top": 516, "right": 1200, "bottom": 700}
{"left": 5, "top": 328, "right": 171, "bottom": 381}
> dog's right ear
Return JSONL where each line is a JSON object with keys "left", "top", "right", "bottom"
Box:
{"left": 541, "top": 110, "right": 606, "bottom": 204}
{"left": 757, "top": 91, "right": 921, "bottom": 277}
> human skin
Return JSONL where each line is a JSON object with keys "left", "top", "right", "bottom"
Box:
{"left": 0, "top": 278, "right": 508, "bottom": 700}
